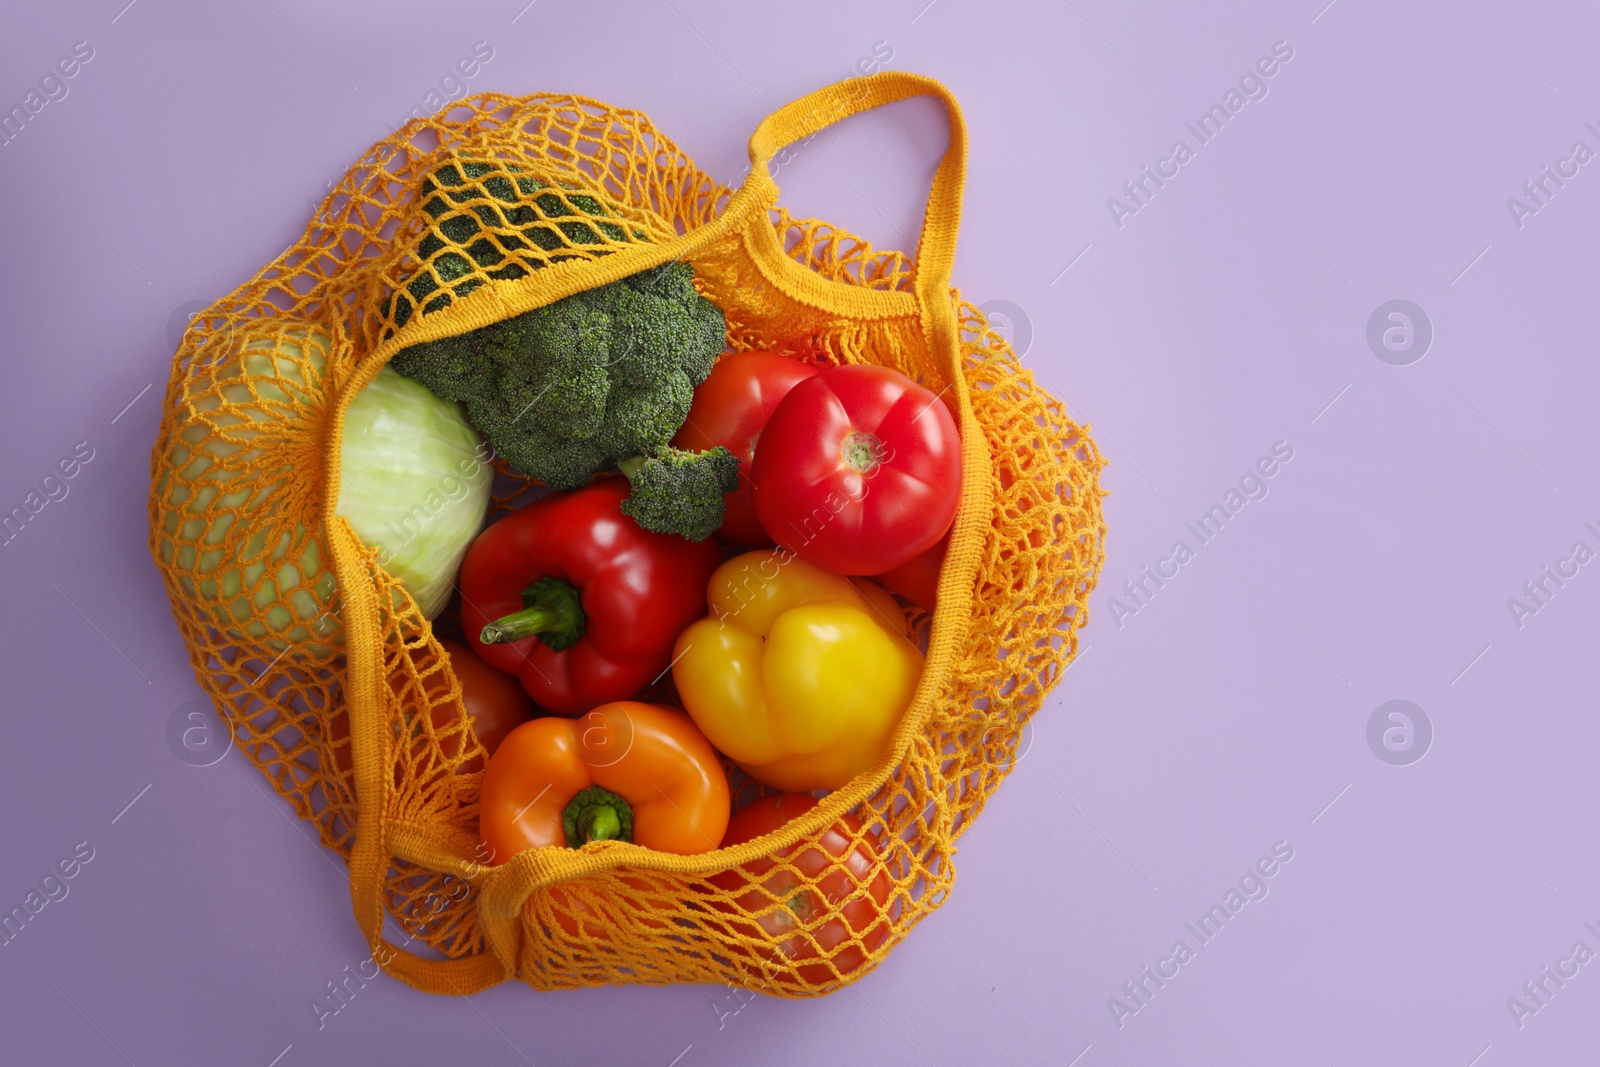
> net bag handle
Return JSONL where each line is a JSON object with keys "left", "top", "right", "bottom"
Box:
{"left": 743, "top": 71, "right": 968, "bottom": 304}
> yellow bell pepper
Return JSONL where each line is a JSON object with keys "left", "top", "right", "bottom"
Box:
{"left": 672, "top": 550, "right": 924, "bottom": 791}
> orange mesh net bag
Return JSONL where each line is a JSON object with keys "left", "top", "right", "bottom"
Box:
{"left": 148, "top": 71, "right": 1105, "bottom": 996}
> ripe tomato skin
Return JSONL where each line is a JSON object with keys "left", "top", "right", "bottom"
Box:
{"left": 751, "top": 364, "right": 961, "bottom": 575}
{"left": 708, "top": 793, "right": 893, "bottom": 986}
{"left": 437, "top": 639, "right": 532, "bottom": 759}
{"left": 328, "top": 639, "right": 532, "bottom": 778}
{"left": 875, "top": 532, "right": 948, "bottom": 611}
{"left": 672, "top": 351, "right": 819, "bottom": 545}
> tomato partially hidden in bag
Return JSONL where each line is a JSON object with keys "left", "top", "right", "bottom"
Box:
{"left": 435, "top": 639, "right": 532, "bottom": 759}
{"left": 708, "top": 793, "right": 894, "bottom": 986}
{"left": 752, "top": 364, "right": 961, "bottom": 575}
{"left": 330, "top": 639, "right": 531, "bottom": 779}
{"left": 672, "top": 350, "right": 819, "bottom": 545}
{"left": 875, "top": 531, "right": 948, "bottom": 611}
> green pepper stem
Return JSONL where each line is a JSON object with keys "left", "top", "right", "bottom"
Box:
{"left": 562, "top": 786, "right": 635, "bottom": 848}
{"left": 480, "top": 576, "right": 586, "bottom": 651}
{"left": 583, "top": 805, "right": 622, "bottom": 842}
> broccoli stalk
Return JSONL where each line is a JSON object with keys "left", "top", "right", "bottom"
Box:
{"left": 615, "top": 446, "right": 740, "bottom": 542}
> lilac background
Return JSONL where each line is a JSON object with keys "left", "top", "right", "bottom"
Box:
{"left": 2, "top": 0, "right": 1596, "bottom": 1064}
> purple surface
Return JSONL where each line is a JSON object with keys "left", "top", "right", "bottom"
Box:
{"left": 2, "top": 0, "right": 1596, "bottom": 1063}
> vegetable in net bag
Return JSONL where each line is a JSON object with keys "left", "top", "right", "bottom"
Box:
{"left": 148, "top": 72, "right": 1105, "bottom": 995}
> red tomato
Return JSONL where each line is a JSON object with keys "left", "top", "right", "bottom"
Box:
{"left": 752, "top": 365, "right": 961, "bottom": 575}
{"left": 876, "top": 531, "right": 949, "bottom": 611}
{"left": 436, "top": 639, "right": 532, "bottom": 759}
{"left": 672, "top": 351, "right": 819, "bottom": 544}
{"left": 330, "top": 639, "right": 531, "bottom": 779}
{"left": 709, "top": 793, "right": 894, "bottom": 987}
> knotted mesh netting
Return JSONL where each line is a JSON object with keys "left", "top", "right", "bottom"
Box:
{"left": 149, "top": 72, "right": 1105, "bottom": 996}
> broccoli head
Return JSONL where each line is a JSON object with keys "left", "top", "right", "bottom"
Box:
{"left": 389, "top": 261, "right": 735, "bottom": 536}
{"left": 384, "top": 158, "right": 643, "bottom": 332}
{"left": 616, "top": 446, "right": 741, "bottom": 542}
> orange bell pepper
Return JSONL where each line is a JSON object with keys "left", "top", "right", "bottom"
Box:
{"left": 478, "top": 701, "right": 730, "bottom": 861}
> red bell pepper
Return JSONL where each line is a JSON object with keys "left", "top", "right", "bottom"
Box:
{"left": 462, "top": 480, "right": 720, "bottom": 716}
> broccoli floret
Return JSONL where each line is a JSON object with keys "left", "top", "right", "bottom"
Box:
{"left": 382, "top": 158, "right": 645, "bottom": 332}
{"left": 389, "top": 261, "right": 735, "bottom": 537}
{"left": 616, "top": 446, "right": 741, "bottom": 542}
